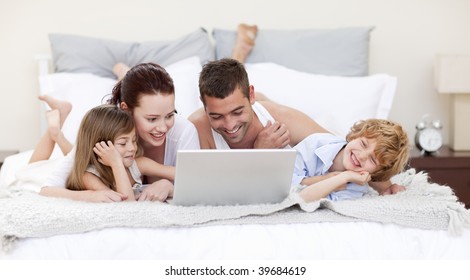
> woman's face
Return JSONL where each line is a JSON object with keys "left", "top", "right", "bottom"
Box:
{"left": 130, "top": 94, "right": 176, "bottom": 148}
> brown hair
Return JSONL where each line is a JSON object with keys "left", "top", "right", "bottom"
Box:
{"left": 66, "top": 104, "right": 136, "bottom": 191}
{"left": 198, "top": 58, "right": 250, "bottom": 106}
{"left": 109, "top": 62, "right": 174, "bottom": 111}
{"left": 346, "top": 119, "right": 409, "bottom": 182}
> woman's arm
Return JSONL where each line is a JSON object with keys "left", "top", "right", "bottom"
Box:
{"left": 300, "top": 171, "right": 370, "bottom": 202}
{"left": 136, "top": 157, "right": 175, "bottom": 181}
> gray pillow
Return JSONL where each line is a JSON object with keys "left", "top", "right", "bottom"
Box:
{"left": 213, "top": 27, "right": 373, "bottom": 76}
{"left": 49, "top": 28, "right": 214, "bottom": 78}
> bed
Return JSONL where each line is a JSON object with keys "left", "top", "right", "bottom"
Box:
{"left": 1, "top": 27, "right": 469, "bottom": 260}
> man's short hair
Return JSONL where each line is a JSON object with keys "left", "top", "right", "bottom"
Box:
{"left": 198, "top": 58, "right": 250, "bottom": 106}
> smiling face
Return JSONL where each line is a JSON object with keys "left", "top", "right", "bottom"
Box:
{"left": 204, "top": 87, "right": 255, "bottom": 146}
{"left": 129, "top": 94, "right": 176, "bottom": 148}
{"left": 342, "top": 137, "right": 379, "bottom": 173}
{"left": 114, "top": 128, "right": 138, "bottom": 168}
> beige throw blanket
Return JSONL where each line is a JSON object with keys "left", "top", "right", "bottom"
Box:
{"left": 1, "top": 169, "right": 469, "bottom": 252}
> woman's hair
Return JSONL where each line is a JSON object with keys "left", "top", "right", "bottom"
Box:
{"left": 199, "top": 58, "right": 250, "bottom": 106}
{"left": 346, "top": 119, "right": 409, "bottom": 182}
{"left": 108, "top": 62, "right": 174, "bottom": 111}
{"left": 66, "top": 104, "right": 136, "bottom": 191}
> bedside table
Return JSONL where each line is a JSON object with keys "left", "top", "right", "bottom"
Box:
{"left": 0, "top": 150, "right": 19, "bottom": 170}
{"left": 409, "top": 145, "right": 470, "bottom": 208}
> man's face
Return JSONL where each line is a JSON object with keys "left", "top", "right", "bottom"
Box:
{"left": 204, "top": 87, "right": 255, "bottom": 146}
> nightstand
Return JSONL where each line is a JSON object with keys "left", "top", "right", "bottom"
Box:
{"left": 0, "top": 150, "right": 19, "bottom": 170}
{"left": 409, "top": 145, "right": 470, "bottom": 208}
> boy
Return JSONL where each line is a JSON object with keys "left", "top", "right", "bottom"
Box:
{"left": 294, "top": 119, "right": 409, "bottom": 202}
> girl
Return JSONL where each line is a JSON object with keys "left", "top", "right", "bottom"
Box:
{"left": 66, "top": 104, "right": 173, "bottom": 201}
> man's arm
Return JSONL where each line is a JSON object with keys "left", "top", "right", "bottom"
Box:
{"left": 260, "top": 101, "right": 329, "bottom": 147}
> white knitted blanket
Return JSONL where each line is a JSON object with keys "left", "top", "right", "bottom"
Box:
{"left": 1, "top": 169, "right": 469, "bottom": 252}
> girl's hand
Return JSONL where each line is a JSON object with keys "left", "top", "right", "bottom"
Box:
{"left": 137, "top": 179, "right": 174, "bottom": 202}
{"left": 93, "top": 141, "right": 122, "bottom": 168}
{"left": 81, "top": 190, "right": 128, "bottom": 203}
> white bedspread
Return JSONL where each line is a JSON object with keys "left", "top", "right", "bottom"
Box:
{"left": 1, "top": 169, "right": 469, "bottom": 254}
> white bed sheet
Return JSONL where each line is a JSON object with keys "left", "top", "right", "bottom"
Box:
{"left": 2, "top": 222, "right": 469, "bottom": 259}
{"left": 1, "top": 151, "right": 470, "bottom": 260}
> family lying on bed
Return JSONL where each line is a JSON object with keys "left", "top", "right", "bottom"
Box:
{"left": 21, "top": 24, "right": 410, "bottom": 204}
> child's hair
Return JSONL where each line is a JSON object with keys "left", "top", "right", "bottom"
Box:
{"left": 66, "top": 104, "right": 136, "bottom": 191}
{"left": 198, "top": 58, "right": 251, "bottom": 106}
{"left": 346, "top": 119, "right": 409, "bottom": 182}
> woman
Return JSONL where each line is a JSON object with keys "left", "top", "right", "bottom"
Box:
{"left": 40, "top": 63, "right": 199, "bottom": 202}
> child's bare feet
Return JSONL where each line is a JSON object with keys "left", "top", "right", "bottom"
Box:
{"left": 232, "top": 23, "right": 258, "bottom": 63}
{"left": 46, "top": 109, "right": 61, "bottom": 142}
{"left": 38, "top": 95, "right": 72, "bottom": 127}
{"left": 113, "top": 62, "right": 130, "bottom": 80}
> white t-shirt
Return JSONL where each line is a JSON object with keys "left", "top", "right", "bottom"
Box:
{"left": 43, "top": 114, "right": 199, "bottom": 188}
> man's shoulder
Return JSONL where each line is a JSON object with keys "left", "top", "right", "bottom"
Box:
{"left": 187, "top": 107, "right": 215, "bottom": 149}
{"left": 188, "top": 107, "right": 206, "bottom": 124}
{"left": 258, "top": 100, "right": 296, "bottom": 119}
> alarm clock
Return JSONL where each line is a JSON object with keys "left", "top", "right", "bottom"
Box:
{"left": 415, "top": 119, "right": 443, "bottom": 153}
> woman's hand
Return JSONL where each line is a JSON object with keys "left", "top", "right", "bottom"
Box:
{"left": 136, "top": 179, "right": 174, "bottom": 202}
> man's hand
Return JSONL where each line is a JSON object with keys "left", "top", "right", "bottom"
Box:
{"left": 380, "top": 183, "right": 406, "bottom": 195}
{"left": 254, "top": 121, "right": 290, "bottom": 149}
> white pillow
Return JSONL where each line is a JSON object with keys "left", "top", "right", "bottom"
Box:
{"left": 245, "top": 63, "right": 397, "bottom": 138}
{"left": 38, "top": 56, "right": 202, "bottom": 157}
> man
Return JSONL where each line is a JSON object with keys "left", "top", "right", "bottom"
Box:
{"left": 189, "top": 24, "right": 404, "bottom": 195}
{"left": 189, "top": 58, "right": 327, "bottom": 149}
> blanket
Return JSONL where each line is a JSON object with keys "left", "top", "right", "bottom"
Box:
{"left": 1, "top": 169, "right": 469, "bottom": 252}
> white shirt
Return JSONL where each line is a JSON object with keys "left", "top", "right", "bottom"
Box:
{"left": 292, "top": 133, "right": 369, "bottom": 201}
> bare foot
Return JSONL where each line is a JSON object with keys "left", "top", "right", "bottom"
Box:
{"left": 232, "top": 23, "right": 258, "bottom": 63}
{"left": 113, "top": 62, "right": 130, "bottom": 80}
{"left": 38, "top": 95, "right": 72, "bottom": 127}
{"left": 46, "top": 109, "right": 61, "bottom": 142}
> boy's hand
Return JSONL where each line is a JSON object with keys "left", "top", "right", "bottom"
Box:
{"left": 254, "top": 121, "right": 290, "bottom": 149}
{"left": 343, "top": 170, "right": 371, "bottom": 185}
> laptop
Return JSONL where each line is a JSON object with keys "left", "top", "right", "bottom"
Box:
{"left": 171, "top": 149, "right": 297, "bottom": 206}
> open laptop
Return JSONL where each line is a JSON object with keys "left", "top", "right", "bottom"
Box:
{"left": 171, "top": 149, "right": 297, "bottom": 206}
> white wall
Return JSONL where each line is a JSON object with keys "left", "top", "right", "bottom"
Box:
{"left": 1, "top": 0, "right": 470, "bottom": 151}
